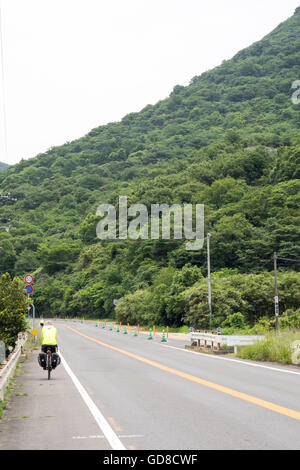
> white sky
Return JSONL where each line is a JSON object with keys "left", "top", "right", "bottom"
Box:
{"left": 0, "top": 0, "right": 299, "bottom": 165}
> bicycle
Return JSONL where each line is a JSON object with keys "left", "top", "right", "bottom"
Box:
{"left": 46, "top": 348, "right": 53, "bottom": 380}
{"left": 40, "top": 346, "right": 60, "bottom": 379}
{"left": 38, "top": 345, "right": 60, "bottom": 378}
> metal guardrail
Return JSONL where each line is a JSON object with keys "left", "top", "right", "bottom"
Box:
{"left": 0, "top": 333, "right": 27, "bottom": 401}
{"left": 187, "top": 331, "right": 265, "bottom": 354}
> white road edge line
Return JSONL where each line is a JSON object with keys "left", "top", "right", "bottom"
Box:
{"left": 158, "top": 344, "right": 300, "bottom": 376}
{"left": 59, "top": 351, "right": 126, "bottom": 450}
{"left": 72, "top": 434, "right": 144, "bottom": 440}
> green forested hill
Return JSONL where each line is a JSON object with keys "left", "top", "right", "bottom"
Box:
{"left": 0, "top": 8, "right": 300, "bottom": 328}
{"left": 0, "top": 162, "right": 8, "bottom": 171}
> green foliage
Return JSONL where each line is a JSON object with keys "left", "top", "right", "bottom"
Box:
{"left": 0, "top": 9, "right": 300, "bottom": 328}
{"left": 0, "top": 273, "right": 29, "bottom": 351}
{"left": 237, "top": 329, "right": 300, "bottom": 364}
{"left": 278, "top": 309, "right": 300, "bottom": 329}
{"left": 222, "top": 312, "right": 245, "bottom": 329}
{"left": 0, "top": 162, "right": 9, "bottom": 171}
{"left": 115, "top": 264, "right": 202, "bottom": 327}
{"left": 182, "top": 271, "right": 300, "bottom": 329}
{"left": 38, "top": 241, "right": 82, "bottom": 274}
{"left": 0, "top": 238, "right": 17, "bottom": 273}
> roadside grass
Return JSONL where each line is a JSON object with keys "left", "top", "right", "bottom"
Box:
{"left": 236, "top": 329, "right": 300, "bottom": 365}
{"left": 0, "top": 399, "right": 8, "bottom": 418}
{"left": 143, "top": 325, "right": 189, "bottom": 334}
{"left": 25, "top": 332, "right": 41, "bottom": 352}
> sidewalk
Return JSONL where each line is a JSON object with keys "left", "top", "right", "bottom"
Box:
{"left": 0, "top": 348, "right": 110, "bottom": 450}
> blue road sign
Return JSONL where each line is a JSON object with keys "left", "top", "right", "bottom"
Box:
{"left": 25, "top": 285, "right": 33, "bottom": 294}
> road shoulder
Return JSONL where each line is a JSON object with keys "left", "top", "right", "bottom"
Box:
{"left": 0, "top": 348, "right": 111, "bottom": 450}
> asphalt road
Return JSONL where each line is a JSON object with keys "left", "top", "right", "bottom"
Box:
{"left": 1, "top": 319, "right": 300, "bottom": 450}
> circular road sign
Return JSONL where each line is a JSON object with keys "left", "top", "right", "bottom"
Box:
{"left": 25, "top": 285, "right": 33, "bottom": 294}
{"left": 25, "top": 274, "right": 34, "bottom": 284}
{"left": 31, "top": 329, "right": 38, "bottom": 336}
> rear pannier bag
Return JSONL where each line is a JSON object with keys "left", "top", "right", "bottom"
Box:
{"left": 38, "top": 353, "right": 47, "bottom": 368}
{"left": 51, "top": 353, "right": 61, "bottom": 369}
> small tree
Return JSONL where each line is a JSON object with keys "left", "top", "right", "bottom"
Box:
{"left": 0, "top": 273, "right": 29, "bottom": 352}
{"left": 222, "top": 312, "right": 245, "bottom": 329}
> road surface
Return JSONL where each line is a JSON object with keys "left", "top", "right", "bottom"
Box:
{"left": 1, "top": 320, "right": 300, "bottom": 450}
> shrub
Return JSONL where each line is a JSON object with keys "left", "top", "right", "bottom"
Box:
{"left": 237, "top": 329, "right": 300, "bottom": 364}
{"left": 0, "top": 273, "right": 29, "bottom": 353}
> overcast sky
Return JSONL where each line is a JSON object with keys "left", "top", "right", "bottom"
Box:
{"left": 0, "top": 0, "right": 299, "bottom": 165}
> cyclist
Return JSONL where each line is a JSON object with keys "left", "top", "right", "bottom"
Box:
{"left": 39, "top": 321, "right": 60, "bottom": 371}
{"left": 41, "top": 321, "right": 58, "bottom": 354}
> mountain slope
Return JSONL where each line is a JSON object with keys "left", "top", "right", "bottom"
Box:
{"left": 0, "top": 7, "right": 300, "bottom": 325}
{"left": 0, "top": 162, "right": 8, "bottom": 171}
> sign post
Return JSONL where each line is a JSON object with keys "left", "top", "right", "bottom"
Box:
{"left": 25, "top": 274, "right": 35, "bottom": 341}
{"left": 274, "top": 253, "right": 279, "bottom": 331}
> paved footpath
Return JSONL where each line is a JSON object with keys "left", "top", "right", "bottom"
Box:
{"left": 0, "top": 348, "right": 110, "bottom": 450}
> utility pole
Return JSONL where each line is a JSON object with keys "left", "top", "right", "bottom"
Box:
{"left": 207, "top": 233, "right": 212, "bottom": 330}
{"left": 27, "top": 294, "right": 31, "bottom": 324}
{"left": 274, "top": 252, "right": 279, "bottom": 331}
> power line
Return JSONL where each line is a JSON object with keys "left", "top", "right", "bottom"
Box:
{"left": 0, "top": 0, "right": 8, "bottom": 160}
{"left": 276, "top": 257, "right": 300, "bottom": 263}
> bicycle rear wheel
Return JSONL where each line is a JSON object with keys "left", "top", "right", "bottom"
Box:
{"left": 47, "top": 354, "right": 51, "bottom": 380}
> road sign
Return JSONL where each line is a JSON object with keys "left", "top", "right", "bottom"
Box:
{"left": 25, "top": 285, "right": 33, "bottom": 294}
{"left": 31, "top": 329, "right": 38, "bottom": 336}
{"left": 113, "top": 299, "right": 119, "bottom": 306}
{"left": 25, "top": 274, "right": 33, "bottom": 284}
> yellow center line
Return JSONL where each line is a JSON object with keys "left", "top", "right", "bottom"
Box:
{"left": 64, "top": 325, "right": 300, "bottom": 421}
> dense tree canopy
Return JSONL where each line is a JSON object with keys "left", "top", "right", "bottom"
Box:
{"left": 0, "top": 8, "right": 300, "bottom": 328}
